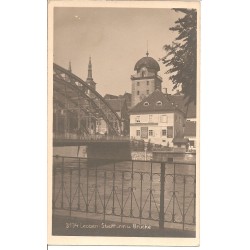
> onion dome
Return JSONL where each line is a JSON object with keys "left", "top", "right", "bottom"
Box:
{"left": 134, "top": 54, "right": 160, "bottom": 72}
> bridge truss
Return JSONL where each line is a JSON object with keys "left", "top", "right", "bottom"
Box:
{"left": 53, "top": 63, "right": 122, "bottom": 138}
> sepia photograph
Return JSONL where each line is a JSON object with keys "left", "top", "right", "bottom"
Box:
{"left": 4, "top": 0, "right": 250, "bottom": 250}
{"left": 48, "top": 0, "right": 200, "bottom": 246}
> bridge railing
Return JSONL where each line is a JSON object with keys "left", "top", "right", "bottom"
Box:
{"left": 53, "top": 132, "right": 130, "bottom": 141}
{"left": 52, "top": 156, "right": 196, "bottom": 232}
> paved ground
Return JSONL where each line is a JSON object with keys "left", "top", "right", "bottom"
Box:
{"left": 52, "top": 214, "right": 196, "bottom": 238}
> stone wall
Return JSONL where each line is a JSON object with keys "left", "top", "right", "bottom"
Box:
{"left": 131, "top": 151, "right": 152, "bottom": 161}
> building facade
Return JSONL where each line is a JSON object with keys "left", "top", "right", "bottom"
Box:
{"left": 129, "top": 90, "right": 185, "bottom": 147}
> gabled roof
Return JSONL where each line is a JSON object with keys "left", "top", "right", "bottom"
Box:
{"left": 184, "top": 121, "right": 196, "bottom": 136}
{"left": 105, "top": 98, "right": 126, "bottom": 112}
{"left": 167, "top": 94, "right": 196, "bottom": 118}
{"left": 130, "top": 90, "right": 183, "bottom": 114}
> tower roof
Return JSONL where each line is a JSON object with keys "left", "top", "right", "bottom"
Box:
{"left": 134, "top": 55, "right": 160, "bottom": 71}
{"left": 87, "top": 57, "right": 93, "bottom": 81}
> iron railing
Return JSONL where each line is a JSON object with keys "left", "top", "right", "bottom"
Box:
{"left": 52, "top": 156, "right": 196, "bottom": 231}
{"left": 53, "top": 132, "right": 130, "bottom": 141}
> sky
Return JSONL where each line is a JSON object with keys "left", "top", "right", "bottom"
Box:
{"left": 54, "top": 7, "right": 184, "bottom": 96}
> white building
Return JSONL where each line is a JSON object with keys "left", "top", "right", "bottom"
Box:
{"left": 129, "top": 90, "right": 186, "bottom": 147}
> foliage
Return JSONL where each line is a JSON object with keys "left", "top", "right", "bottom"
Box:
{"left": 161, "top": 9, "right": 197, "bottom": 105}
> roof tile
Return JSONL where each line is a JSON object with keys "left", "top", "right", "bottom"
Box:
{"left": 129, "top": 90, "right": 182, "bottom": 114}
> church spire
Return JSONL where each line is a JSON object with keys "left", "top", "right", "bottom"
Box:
{"left": 87, "top": 57, "right": 93, "bottom": 81}
{"left": 68, "top": 61, "right": 72, "bottom": 72}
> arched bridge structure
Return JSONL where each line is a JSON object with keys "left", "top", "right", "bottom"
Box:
{"left": 53, "top": 63, "right": 123, "bottom": 140}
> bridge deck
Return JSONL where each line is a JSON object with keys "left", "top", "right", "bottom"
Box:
{"left": 53, "top": 138, "right": 130, "bottom": 147}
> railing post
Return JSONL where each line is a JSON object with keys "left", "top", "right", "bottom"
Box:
{"left": 149, "top": 162, "right": 153, "bottom": 219}
{"left": 69, "top": 168, "right": 72, "bottom": 217}
{"left": 52, "top": 164, "right": 56, "bottom": 209}
{"left": 61, "top": 157, "right": 64, "bottom": 209}
{"left": 95, "top": 165, "right": 97, "bottom": 213}
{"left": 121, "top": 171, "right": 124, "bottom": 224}
{"left": 86, "top": 168, "right": 89, "bottom": 213}
{"left": 78, "top": 158, "right": 81, "bottom": 210}
{"left": 159, "top": 162, "right": 166, "bottom": 229}
{"left": 112, "top": 162, "right": 116, "bottom": 214}
{"left": 193, "top": 164, "right": 196, "bottom": 225}
{"left": 103, "top": 171, "right": 106, "bottom": 222}
{"left": 139, "top": 173, "right": 143, "bottom": 224}
{"left": 172, "top": 163, "right": 176, "bottom": 223}
{"left": 182, "top": 175, "right": 186, "bottom": 230}
{"left": 130, "top": 161, "right": 134, "bottom": 217}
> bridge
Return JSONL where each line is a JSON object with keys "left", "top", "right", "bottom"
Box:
{"left": 53, "top": 134, "right": 130, "bottom": 146}
{"left": 53, "top": 63, "right": 130, "bottom": 160}
{"left": 53, "top": 63, "right": 123, "bottom": 138}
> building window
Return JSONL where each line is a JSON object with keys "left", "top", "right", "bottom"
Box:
{"left": 162, "top": 129, "right": 167, "bottom": 136}
{"left": 146, "top": 90, "right": 149, "bottom": 95}
{"left": 149, "top": 130, "right": 153, "bottom": 136}
{"left": 135, "top": 116, "right": 140, "bottom": 123}
{"left": 167, "top": 126, "right": 173, "bottom": 138}
{"left": 142, "top": 71, "right": 145, "bottom": 77}
{"left": 160, "top": 115, "right": 167, "bottom": 123}
{"left": 147, "top": 81, "right": 149, "bottom": 85}
{"left": 136, "top": 130, "right": 140, "bottom": 136}
{"left": 144, "top": 102, "right": 149, "bottom": 106}
{"left": 149, "top": 115, "right": 153, "bottom": 122}
{"left": 137, "top": 90, "right": 140, "bottom": 95}
{"left": 190, "top": 140, "right": 194, "bottom": 147}
{"left": 156, "top": 101, "right": 162, "bottom": 106}
{"left": 137, "top": 82, "right": 140, "bottom": 86}
{"left": 162, "top": 139, "right": 166, "bottom": 142}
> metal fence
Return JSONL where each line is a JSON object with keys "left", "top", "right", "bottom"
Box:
{"left": 53, "top": 132, "right": 130, "bottom": 141}
{"left": 52, "top": 156, "right": 196, "bottom": 231}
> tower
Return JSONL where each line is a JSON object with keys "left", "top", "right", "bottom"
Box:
{"left": 85, "top": 57, "right": 97, "bottom": 134}
{"left": 131, "top": 51, "right": 162, "bottom": 107}
{"left": 86, "top": 57, "right": 96, "bottom": 90}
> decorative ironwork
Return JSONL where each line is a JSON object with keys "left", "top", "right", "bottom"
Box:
{"left": 52, "top": 156, "right": 196, "bottom": 231}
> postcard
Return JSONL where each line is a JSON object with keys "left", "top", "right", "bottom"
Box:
{"left": 48, "top": 0, "right": 200, "bottom": 246}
